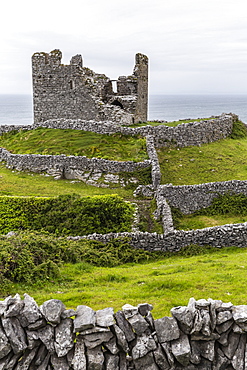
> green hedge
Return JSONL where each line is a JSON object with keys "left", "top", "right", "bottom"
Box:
{"left": 0, "top": 194, "right": 135, "bottom": 236}
{"left": 0, "top": 232, "right": 161, "bottom": 286}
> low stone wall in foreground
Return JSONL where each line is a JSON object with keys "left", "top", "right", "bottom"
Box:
{"left": 0, "top": 294, "right": 246, "bottom": 369}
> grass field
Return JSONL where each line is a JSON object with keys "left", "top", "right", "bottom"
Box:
{"left": 0, "top": 128, "right": 148, "bottom": 162}
{"left": 0, "top": 119, "right": 247, "bottom": 317}
{"left": 6, "top": 244, "right": 247, "bottom": 318}
{"left": 158, "top": 136, "right": 247, "bottom": 185}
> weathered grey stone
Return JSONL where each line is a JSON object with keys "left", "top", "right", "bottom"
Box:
{"left": 61, "top": 309, "right": 76, "bottom": 319}
{"left": 195, "top": 299, "right": 211, "bottom": 308}
{"left": 0, "top": 352, "right": 13, "bottom": 370}
{"left": 133, "top": 352, "right": 159, "bottom": 370}
{"left": 198, "top": 340, "right": 215, "bottom": 361}
{"left": 104, "top": 353, "right": 119, "bottom": 370}
{"left": 122, "top": 304, "right": 138, "bottom": 319}
{"left": 103, "top": 336, "right": 119, "bottom": 354}
{"left": 232, "top": 305, "right": 247, "bottom": 323}
{"left": 145, "top": 311, "right": 155, "bottom": 331}
{"left": 87, "top": 345, "right": 104, "bottom": 370}
{"left": 216, "top": 319, "right": 234, "bottom": 334}
{"left": 217, "top": 302, "right": 233, "bottom": 312}
{"left": 128, "top": 313, "right": 149, "bottom": 335}
{"left": 74, "top": 305, "right": 96, "bottom": 332}
{"left": 0, "top": 326, "right": 11, "bottom": 360}
{"left": 213, "top": 348, "right": 231, "bottom": 370}
{"left": 161, "top": 343, "right": 175, "bottom": 367}
{"left": 71, "top": 336, "right": 87, "bottom": 370}
{"left": 232, "top": 323, "right": 245, "bottom": 334}
{"left": 1, "top": 317, "right": 27, "bottom": 354}
{"left": 114, "top": 311, "right": 135, "bottom": 343}
{"left": 154, "top": 317, "right": 180, "bottom": 343}
{"left": 191, "top": 333, "right": 220, "bottom": 341}
{"left": 40, "top": 299, "right": 65, "bottom": 325}
{"left": 96, "top": 307, "right": 115, "bottom": 327}
{"left": 19, "top": 294, "right": 42, "bottom": 327}
{"left": 3, "top": 352, "right": 22, "bottom": 369}
{"left": 36, "top": 352, "right": 50, "bottom": 370}
{"left": 83, "top": 330, "right": 113, "bottom": 349}
{"left": 218, "top": 327, "right": 232, "bottom": 346}
{"left": 232, "top": 334, "right": 246, "bottom": 370}
{"left": 34, "top": 344, "right": 48, "bottom": 366}
{"left": 54, "top": 318, "right": 74, "bottom": 357}
{"left": 27, "top": 318, "right": 47, "bottom": 331}
{"left": 137, "top": 303, "right": 153, "bottom": 317}
{"left": 4, "top": 294, "right": 24, "bottom": 319}
{"left": 132, "top": 333, "right": 157, "bottom": 360}
{"left": 171, "top": 332, "right": 190, "bottom": 366}
{"left": 50, "top": 353, "right": 70, "bottom": 370}
{"left": 171, "top": 305, "right": 194, "bottom": 334}
{"left": 190, "top": 341, "right": 201, "bottom": 365}
{"left": 38, "top": 324, "right": 55, "bottom": 353}
{"left": 26, "top": 329, "right": 40, "bottom": 349}
{"left": 153, "top": 344, "right": 170, "bottom": 370}
{"left": 113, "top": 324, "right": 129, "bottom": 352}
{"left": 221, "top": 333, "right": 240, "bottom": 359}
{"left": 14, "top": 347, "right": 39, "bottom": 370}
{"left": 217, "top": 311, "right": 233, "bottom": 325}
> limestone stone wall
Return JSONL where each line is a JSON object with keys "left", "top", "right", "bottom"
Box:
{"left": 156, "top": 180, "right": 247, "bottom": 214}
{"left": 0, "top": 148, "right": 151, "bottom": 187}
{"left": 0, "top": 294, "right": 246, "bottom": 369}
{"left": 70, "top": 221, "right": 247, "bottom": 252}
{"left": 31, "top": 113, "right": 235, "bottom": 148}
{"left": 32, "top": 50, "right": 148, "bottom": 125}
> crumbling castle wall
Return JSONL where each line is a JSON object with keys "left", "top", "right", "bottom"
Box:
{"left": 1, "top": 294, "right": 247, "bottom": 369}
{"left": 32, "top": 50, "right": 148, "bottom": 125}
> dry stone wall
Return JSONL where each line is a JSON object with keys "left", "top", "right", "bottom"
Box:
{"left": 31, "top": 112, "right": 235, "bottom": 149}
{"left": 0, "top": 148, "right": 150, "bottom": 186}
{"left": 70, "top": 220, "right": 247, "bottom": 251}
{"left": 155, "top": 181, "right": 247, "bottom": 214}
{"left": 1, "top": 294, "right": 247, "bottom": 369}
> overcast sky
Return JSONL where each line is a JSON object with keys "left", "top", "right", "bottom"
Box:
{"left": 1, "top": 0, "right": 247, "bottom": 95}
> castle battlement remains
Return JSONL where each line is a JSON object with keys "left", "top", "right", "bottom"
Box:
{"left": 32, "top": 50, "right": 148, "bottom": 125}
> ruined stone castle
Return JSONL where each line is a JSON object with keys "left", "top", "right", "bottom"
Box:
{"left": 32, "top": 50, "right": 148, "bottom": 125}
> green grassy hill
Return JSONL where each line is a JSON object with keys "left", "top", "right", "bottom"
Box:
{"left": 0, "top": 119, "right": 247, "bottom": 316}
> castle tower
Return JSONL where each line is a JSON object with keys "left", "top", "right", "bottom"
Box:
{"left": 32, "top": 50, "right": 148, "bottom": 125}
{"left": 133, "top": 53, "right": 149, "bottom": 122}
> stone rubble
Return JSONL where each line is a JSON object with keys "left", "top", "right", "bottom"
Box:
{"left": 0, "top": 295, "right": 246, "bottom": 368}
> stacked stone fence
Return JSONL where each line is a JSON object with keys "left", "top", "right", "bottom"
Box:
{"left": 0, "top": 148, "right": 151, "bottom": 185}
{"left": 70, "top": 220, "right": 247, "bottom": 252}
{"left": 1, "top": 293, "right": 247, "bottom": 369}
{"left": 146, "top": 135, "right": 161, "bottom": 188}
{"left": 155, "top": 181, "right": 247, "bottom": 214}
{"left": 31, "top": 112, "right": 235, "bottom": 148}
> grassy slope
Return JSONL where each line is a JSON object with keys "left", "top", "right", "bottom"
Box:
{"left": 0, "top": 128, "right": 147, "bottom": 162}
{"left": 9, "top": 245, "right": 247, "bottom": 318}
{"left": 158, "top": 136, "right": 247, "bottom": 185}
{"left": 1, "top": 120, "right": 247, "bottom": 316}
{"left": 0, "top": 164, "right": 133, "bottom": 198}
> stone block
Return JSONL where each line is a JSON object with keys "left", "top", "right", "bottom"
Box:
{"left": 74, "top": 305, "right": 96, "bottom": 332}
{"left": 40, "top": 299, "right": 65, "bottom": 325}
{"left": 171, "top": 332, "right": 190, "bottom": 366}
{"left": 96, "top": 307, "right": 115, "bottom": 327}
{"left": 154, "top": 316, "right": 180, "bottom": 343}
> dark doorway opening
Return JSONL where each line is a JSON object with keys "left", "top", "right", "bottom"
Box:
{"left": 111, "top": 100, "right": 124, "bottom": 109}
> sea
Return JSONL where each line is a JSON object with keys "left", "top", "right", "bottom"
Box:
{"left": 0, "top": 94, "right": 247, "bottom": 125}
